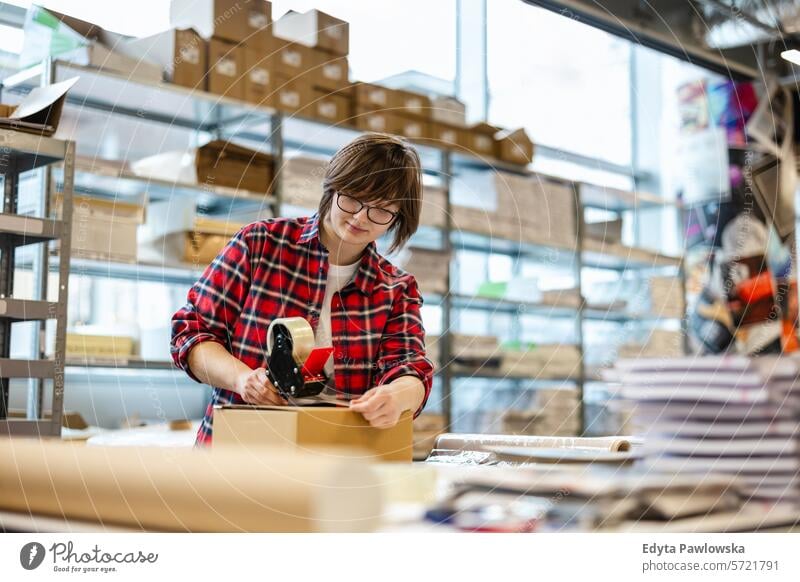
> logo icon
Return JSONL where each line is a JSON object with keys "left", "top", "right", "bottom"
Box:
{"left": 20, "top": 542, "right": 46, "bottom": 570}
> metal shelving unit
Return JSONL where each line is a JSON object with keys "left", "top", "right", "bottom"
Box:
{"left": 1, "top": 59, "right": 685, "bottom": 437}
{"left": 0, "top": 128, "right": 74, "bottom": 437}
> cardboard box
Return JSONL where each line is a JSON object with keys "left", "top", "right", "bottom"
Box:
{"left": 66, "top": 333, "right": 135, "bottom": 359}
{"left": 352, "top": 106, "right": 394, "bottom": 133}
{"left": 243, "top": 48, "right": 274, "bottom": 105}
{"left": 309, "top": 89, "right": 351, "bottom": 124}
{"left": 394, "top": 89, "right": 431, "bottom": 119}
{"left": 395, "top": 115, "right": 430, "bottom": 140}
{"left": 353, "top": 82, "right": 394, "bottom": 111}
{"left": 55, "top": 193, "right": 146, "bottom": 263}
{"left": 0, "top": 104, "right": 17, "bottom": 118}
{"left": 280, "top": 155, "right": 327, "bottom": 209}
{"left": 273, "top": 39, "right": 313, "bottom": 80}
{"left": 196, "top": 140, "right": 274, "bottom": 192}
{"left": 183, "top": 218, "right": 243, "bottom": 264}
{"left": 310, "top": 49, "right": 349, "bottom": 91}
{"left": 274, "top": 75, "right": 313, "bottom": 114}
{"left": 468, "top": 122, "right": 500, "bottom": 158}
{"left": 120, "top": 28, "right": 207, "bottom": 89}
{"left": 170, "top": 0, "right": 272, "bottom": 49}
{"left": 207, "top": 38, "right": 245, "bottom": 99}
{"left": 213, "top": 405, "right": 413, "bottom": 462}
{"left": 431, "top": 95, "right": 466, "bottom": 126}
{"left": 273, "top": 9, "right": 349, "bottom": 56}
{"left": 495, "top": 127, "right": 534, "bottom": 165}
{"left": 429, "top": 122, "right": 465, "bottom": 149}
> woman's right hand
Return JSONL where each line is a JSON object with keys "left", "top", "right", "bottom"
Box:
{"left": 235, "top": 367, "right": 288, "bottom": 406}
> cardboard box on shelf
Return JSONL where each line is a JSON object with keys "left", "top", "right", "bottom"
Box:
{"left": 66, "top": 333, "right": 135, "bottom": 359}
{"left": 0, "top": 104, "right": 16, "bottom": 118}
{"left": 243, "top": 48, "right": 274, "bottom": 106}
{"left": 273, "top": 39, "right": 313, "bottom": 80}
{"left": 170, "top": 0, "right": 272, "bottom": 49}
{"left": 395, "top": 115, "right": 430, "bottom": 140}
{"left": 54, "top": 193, "right": 146, "bottom": 263}
{"left": 274, "top": 75, "right": 313, "bottom": 114}
{"left": 420, "top": 185, "right": 447, "bottom": 228}
{"left": 119, "top": 28, "right": 206, "bottom": 89}
{"left": 584, "top": 218, "right": 623, "bottom": 244}
{"left": 272, "top": 9, "right": 349, "bottom": 56}
{"left": 20, "top": 6, "right": 162, "bottom": 82}
{"left": 353, "top": 82, "right": 394, "bottom": 111}
{"left": 183, "top": 218, "right": 244, "bottom": 264}
{"left": 430, "top": 95, "right": 466, "bottom": 126}
{"left": 495, "top": 127, "right": 534, "bottom": 165}
{"left": 467, "top": 122, "right": 500, "bottom": 158}
{"left": 394, "top": 89, "right": 432, "bottom": 119}
{"left": 196, "top": 140, "right": 274, "bottom": 192}
{"left": 309, "top": 89, "right": 351, "bottom": 124}
{"left": 310, "top": 49, "right": 349, "bottom": 92}
{"left": 402, "top": 247, "right": 450, "bottom": 295}
{"left": 213, "top": 405, "right": 412, "bottom": 461}
{"left": 280, "top": 155, "right": 327, "bottom": 209}
{"left": 429, "top": 122, "right": 465, "bottom": 149}
{"left": 207, "top": 38, "right": 245, "bottom": 99}
{"left": 352, "top": 106, "right": 394, "bottom": 134}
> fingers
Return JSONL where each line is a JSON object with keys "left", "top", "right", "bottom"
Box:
{"left": 243, "top": 368, "right": 287, "bottom": 405}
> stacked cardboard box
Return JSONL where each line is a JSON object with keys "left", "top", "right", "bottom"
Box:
{"left": 533, "top": 387, "right": 581, "bottom": 436}
{"left": 280, "top": 155, "right": 327, "bottom": 209}
{"left": 646, "top": 276, "right": 685, "bottom": 319}
{"left": 618, "top": 329, "right": 684, "bottom": 358}
{"left": 54, "top": 193, "right": 146, "bottom": 263}
{"left": 584, "top": 218, "right": 623, "bottom": 244}
{"left": 66, "top": 333, "right": 135, "bottom": 359}
{"left": 451, "top": 333, "right": 501, "bottom": 367}
{"left": 402, "top": 247, "right": 450, "bottom": 295}
{"left": 169, "top": 0, "right": 273, "bottom": 101}
{"left": 500, "top": 344, "right": 582, "bottom": 379}
{"left": 419, "top": 185, "right": 447, "bottom": 228}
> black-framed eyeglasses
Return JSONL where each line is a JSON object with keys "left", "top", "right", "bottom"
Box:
{"left": 335, "top": 192, "right": 398, "bottom": 225}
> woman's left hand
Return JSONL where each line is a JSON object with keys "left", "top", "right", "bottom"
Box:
{"left": 349, "top": 385, "right": 404, "bottom": 429}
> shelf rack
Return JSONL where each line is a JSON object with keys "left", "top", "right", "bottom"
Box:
{"left": 1, "top": 59, "right": 684, "bottom": 435}
{"left": 0, "top": 128, "right": 75, "bottom": 437}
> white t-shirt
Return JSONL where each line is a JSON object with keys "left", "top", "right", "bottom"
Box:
{"left": 315, "top": 260, "right": 360, "bottom": 383}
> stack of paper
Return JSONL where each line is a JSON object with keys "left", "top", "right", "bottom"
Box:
{"left": 615, "top": 355, "right": 800, "bottom": 505}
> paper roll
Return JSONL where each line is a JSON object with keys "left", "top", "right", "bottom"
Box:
{"left": 0, "top": 438, "right": 383, "bottom": 532}
{"left": 433, "top": 433, "right": 633, "bottom": 453}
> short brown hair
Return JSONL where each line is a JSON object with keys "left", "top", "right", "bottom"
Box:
{"left": 320, "top": 133, "right": 422, "bottom": 253}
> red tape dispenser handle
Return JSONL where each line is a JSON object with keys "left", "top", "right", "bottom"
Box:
{"left": 300, "top": 346, "right": 334, "bottom": 381}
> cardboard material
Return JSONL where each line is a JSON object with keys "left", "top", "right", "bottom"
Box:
{"left": 468, "top": 122, "right": 501, "bottom": 157}
{"left": 66, "top": 333, "right": 135, "bottom": 359}
{"left": 394, "top": 89, "right": 431, "bottom": 119}
{"left": 430, "top": 122, "right": 465, "bottom": 149}
{"left": 352, "top": 106, "right": 394, "bottom": 134}
{"left": 120, "top": 28, "right": 206, "bottom": 89}
{"left": 243, "top": 48, "right": 274, "bottom": 105}
{"left": 54, "top": 192, "right": 145, "bottom": 262}
{"left": 207, "top": 38, "right": 244, "bottom": 99}
{"left": 196, "top": 140, "right": 274, "bottom": 192}
{"left": 274, "top": 75, "right": 313, "bottom": 114}
{"left": 495, "top": 127, "right": 534, "bottom": 165}
{"left": 273, "top": 39, "right": 312, "bottom": 80}
{"left": 170, "top": 0, "right": 272, "bottom": 49}
{"left": 273, "top": 9, "right": 349, "bottom": 56}
{"left": 310, "top": 89, "right": 351, "bottom": 124}
{"left": 0, "top": 437, "right": 382, "bottom": 532}
{"left": 182, "top": 218, "right": 243, "bottom": 264}
{"left": 0, "top": 77, "right": 78, "bottom": 136}
{"left": 431, "top": 95, "right": 467, "bottom": 126}
{"left": 310, "top": 49, "right": 349, "bottom": 91}
{"left": 214, "top": 405, "right": 414, "bottom": 462}
{"left": 395, "top": 115, "right": 430, "bottom": 140}
{"left": 353, "top": 82, "right": 394, "bottom": 110}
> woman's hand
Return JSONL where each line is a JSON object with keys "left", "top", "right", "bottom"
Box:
{"left": 349, "top": 377, "right": 425, "bottom": 429}
{"left": 234, "top": 367, "right": 288, "bottom": 406}
{"left": 349, "top": 385, "right": 403, "bottom": 429}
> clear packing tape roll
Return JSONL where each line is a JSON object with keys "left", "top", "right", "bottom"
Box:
{"left": 0, "top": 438, "right": 382, "bottom": 532}
{"left": 267, "top": 317, "right": 315, "bottom": 365}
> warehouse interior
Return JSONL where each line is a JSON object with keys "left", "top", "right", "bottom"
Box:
{"left": 1, "top": 0, "right": 800, "bottom": 536}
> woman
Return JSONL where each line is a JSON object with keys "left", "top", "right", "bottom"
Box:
{"left": 170, "top": 133, "right": 435, "bottom": 446}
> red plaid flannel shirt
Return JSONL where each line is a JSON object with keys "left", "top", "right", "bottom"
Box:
{"left": 170, "top": 213, "right": 434, "bottom": 446}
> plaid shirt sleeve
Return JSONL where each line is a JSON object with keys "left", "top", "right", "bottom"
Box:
{"left": 372, "top": 275, "right": 435, "bottom": 418}
{"left": 170, "top": 225, "right": 253, "bottom": 382}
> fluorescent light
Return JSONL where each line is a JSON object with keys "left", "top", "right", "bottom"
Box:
{"left": 781, "top": 49, "right": 800, "bottom": 65}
